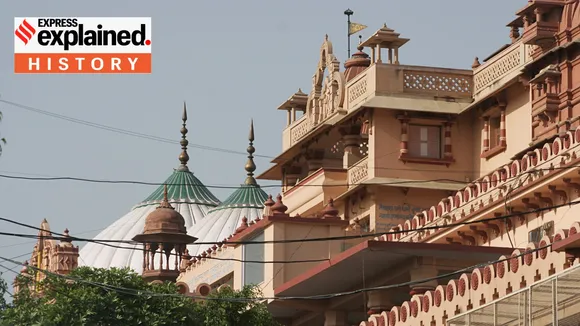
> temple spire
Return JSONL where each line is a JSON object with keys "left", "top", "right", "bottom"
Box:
{"left": 178, "top": 102, "right": 190, "bottom": 172}
{"left": 244, "top": 119, "right": 257, "bottom": 185}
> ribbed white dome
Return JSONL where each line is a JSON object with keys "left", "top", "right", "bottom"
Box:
{"left": 187, "top": 184, "right": 268, "bottom": 256}
{"left": 79, "top": 168, "right": 220, "bottom": 273}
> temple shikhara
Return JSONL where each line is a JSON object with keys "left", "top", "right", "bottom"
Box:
{"left": 18, "top": 1, "right": 580, "bottom": 325}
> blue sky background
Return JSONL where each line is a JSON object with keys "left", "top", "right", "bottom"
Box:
{"left": 0, "top": 0, "right": 524, "bottom": 289}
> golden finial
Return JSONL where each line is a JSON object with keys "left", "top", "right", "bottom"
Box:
{"left": 178, "top": 102, "right": 190, "bottom": 171}
{"left": 244, "top": 119, "right": 257, "bottom": 185}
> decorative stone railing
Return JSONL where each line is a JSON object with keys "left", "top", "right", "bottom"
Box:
{"left": 360, "top": 221, "right": 579, "bottom": 326}
{"left": 401, "top": 66, "right": 472, "bottom": 97}
{"left": 345, "top": 63, "right": 473, "bottom": 113}
{"left": 348, "top": 156, "right": 369, "bottom": 186}
{"left": 472, "top": 41, "right": 534, "bottom": 102}
{"left": 375, "top": 128, "right": 580, "bottom": 245}
{"left": 289, "top": 116, "right": 311, "bottom": 146}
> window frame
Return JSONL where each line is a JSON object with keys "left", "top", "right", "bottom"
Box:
{"left": 407, "top": 124, "right": 443, "bottom": 160}
{"left": 480, "top": 107, "right": 507, "bottom": 160}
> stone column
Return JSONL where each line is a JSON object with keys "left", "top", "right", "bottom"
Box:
{"left": 367, "top": 290, "right": 392, "bottom": 316}
{"left": 443, "top": 122, "right": 453, "bottom": 159}
{"left": 499, "top": 106, "right": 507, "bottom": 147}
{"left": 340, "top": 125, "right": 363, "bottom": 168}
{"left": 398, "top": 118, "right": 409, "bottom": 157}
{"left": 482, "top": 117, "right": 490, "bottom": 152}
{"left": 286, "top": 110, "right": 292, "bottom": 126}
{"left": 409, "top": 263, "right": 438, "bottom": 295}
{"left": 324, "top": 311, "right": 348, "bottom": 326}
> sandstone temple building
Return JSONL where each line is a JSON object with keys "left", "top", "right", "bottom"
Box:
{"left": 19, "top": 1, "right": 580, "bottom": 325}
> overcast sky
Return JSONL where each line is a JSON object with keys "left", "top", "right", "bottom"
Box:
{"left": 0, "top": 0, "right": 525, "bottom": 288}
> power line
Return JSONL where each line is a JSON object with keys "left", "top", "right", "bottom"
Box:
{"left": 0, "top": 164, "right": 562, "bottom": 189}
{"left": 0, "top": 199, "right": 576, "bottom": 248}
{"left": 2, "top": 98, "right": 568, "bottom": 175}
{"left": 0, "top": 242, "right": 558, "bottom": 301}
{"left": 0, "top": 98, "right": 273, "bottom": 159}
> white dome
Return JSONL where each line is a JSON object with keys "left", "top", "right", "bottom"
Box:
{"left": 187, "top": 184, "right": 268, "bottom": 256}
{"left": 79, "top": 168, "right": 220, "bottom": 273}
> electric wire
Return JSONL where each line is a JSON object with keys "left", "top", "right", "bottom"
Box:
{"left": 0, "top": 241, "right": 561, "bottom": 302}
{"left": 0, "top": 98, "right": 272, "bottom": 159}
{"left": 0, "top": 198, "right": 577, "bottom": 249}
{"left": 0, "top": 164, "right": 570, "bottom": 189}
{"left": 1, "top": 97, "right": 571, "bottom": 175}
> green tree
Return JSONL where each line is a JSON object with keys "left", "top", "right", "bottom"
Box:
{"left": 0, "top": 274, "right": 7, "bottom": 312}
{"left": 1, "top": 267, "right": 278, "bottom": 326}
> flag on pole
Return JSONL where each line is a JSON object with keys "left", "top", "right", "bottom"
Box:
{"left": 348, "top": 22, "right": 367, "bottom": 36}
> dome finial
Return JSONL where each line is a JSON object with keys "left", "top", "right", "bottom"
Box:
{"left": 178, "top": 102, "right": 190, "bottom": 172}
{"left": 158, "top": 184, "right": 173, "bottom": 209}
{"left": 244, "top": 119, "right": 257, "bottom": 185}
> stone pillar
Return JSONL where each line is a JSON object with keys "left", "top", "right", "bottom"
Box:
{"left": 367, "top": 290, "right": 392, "bottom": 315}
{"left": 376, "top": 45, "right": 382, "bottom": 63}
{"left": 394, "top": 47, "right": 400, "bottom": 65}
{"left": 409, "top": 264, "right": 438, "bottom": 295}
{"left": 324, "top": 310, "right": 348, "bottom": 326}
{"left": 286, "top": 110, "right": 292, "bottom": 126}
{"left": 499, "top": 106, "right": 507, "bottom": 147}
{"left": 482, "top": 117, "right": 490, "bottom": 152}
{"left": 443, "top": 122, "right": 453, "bottom": 159}
{"left": 340, "top": 125, "right": 363, "bottom": 168}
{"left": 398, "top": 118, "right": 409, "bottom": 157}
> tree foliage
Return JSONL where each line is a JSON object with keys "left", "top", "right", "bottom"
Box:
{"left": 0, "top": 267, "right": 279, "bottom": 326}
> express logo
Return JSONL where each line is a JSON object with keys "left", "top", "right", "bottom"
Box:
{"left": 14, "top": 17, "right": 152, "bottom": 74}
{"left": 15, "top": 19, "right": 36, "bottom": 45}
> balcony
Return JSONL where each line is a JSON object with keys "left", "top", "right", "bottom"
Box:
{"left": 530, "top": 64, "right": 561, "bottom": 120}
{"left": 516, "top": 0, "right": 564, "bottom": 48}
{"left": 344, "top": 63, "right": 473, "bottom": 116}
{"left": 282, "top": 116, "right": 311, "bottom": 149}
{"left": 282, "top": 168, "right": 347, "bottom": 216}
{"left": 347, "top": 156, "right": 369, "bottom": 188}
{"left": 471, "top": 41, "right": 533, "bottom": 104}
{"left": 521, "top": 20, "right": 559, "bottom": 46}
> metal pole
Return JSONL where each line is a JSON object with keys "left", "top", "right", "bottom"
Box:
{"left": 344, "top": 9, "right": 353, "bottom": 58}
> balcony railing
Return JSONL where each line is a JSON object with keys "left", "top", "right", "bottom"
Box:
{"left": 348, "top": 157, "right": 369, "bottom": 187}
{"left": 284, "top": 43, "right": 533, "bottom": 152}
{"left": 472, "top": 41, "right": 534, "bottom": 102}
{"left": 283, "top": 168, "right": 347, "bottom": 215}
{"left": 345, "top": 63, "right": 473, "bottom": 113}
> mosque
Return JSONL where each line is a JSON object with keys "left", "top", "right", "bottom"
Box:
{"left": 18, "top": 1, "right": 580, "bottom": 325}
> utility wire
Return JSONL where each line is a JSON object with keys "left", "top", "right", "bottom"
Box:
{"left": 0, "top": 163, "right": 570, "bottom": 189}
{"left": 0, "top": 242, "right": 560, "bottom": 301}
{"left": 0, "top": 199, "right": 577, "bottom": 248}
{"left": 0, "top": 98, "right": 273, "bottom": 159}
{"left": 2, "top": 98, "right": 569, "bottom": 175}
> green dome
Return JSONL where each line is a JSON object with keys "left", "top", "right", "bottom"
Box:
{"left": 209, "top": 184, "right": 268, "bottom": 213}
{"left": 135, "top": 169, "right": 220, "bottom": 209}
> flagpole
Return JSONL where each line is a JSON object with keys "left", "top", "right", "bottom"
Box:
{"left": 344, "top": 9, "right": 353, "bottom": 58}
